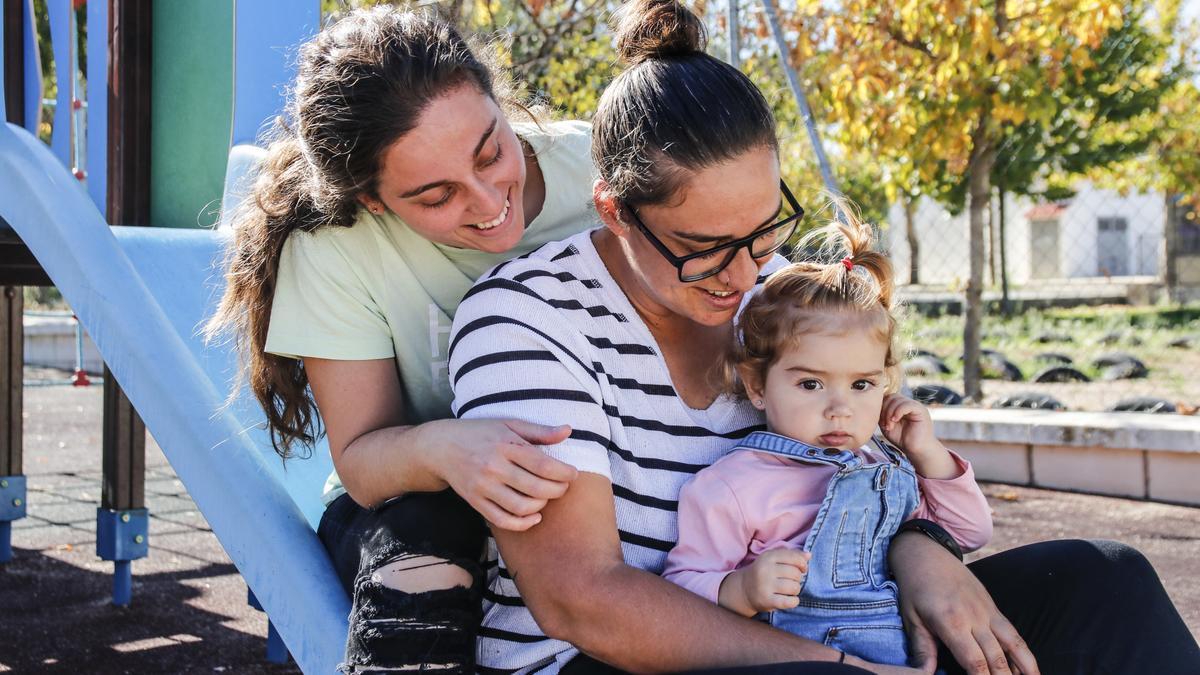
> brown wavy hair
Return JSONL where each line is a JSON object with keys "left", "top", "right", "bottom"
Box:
{"left": 206, "top": 7, "right": 506, "bottom": 459}
{"left": 725, "top": 203, "right": 902, "bottom": 397}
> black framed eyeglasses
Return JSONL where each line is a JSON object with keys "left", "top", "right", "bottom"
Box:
{"left": 622, "top": 181, "right": 805, "bottom": 283}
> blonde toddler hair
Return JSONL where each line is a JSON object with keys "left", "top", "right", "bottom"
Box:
{"left": 725, "top": 206, "right": 902, "bottom": 397}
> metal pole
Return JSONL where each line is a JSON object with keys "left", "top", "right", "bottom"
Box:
{"left": 72, "top": 314, "right": 90, "bottom": 386}
{"left": 74, "top": 315, "right": 84, "bottom": 368}
{"left": 759, "top": 0, "right": 841, "bottom": 197}
{"left": 727, "top": 0, "right": 740, "bottom": 68}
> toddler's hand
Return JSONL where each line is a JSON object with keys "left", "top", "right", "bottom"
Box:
{"left": 880, "top": 394, "right": 941, "bottom": 460}
{"left": 720, "top": 548, "right": 810, "bottom": 617}
{"left": 880, "top": 394, "right": 957, "bottom": 479}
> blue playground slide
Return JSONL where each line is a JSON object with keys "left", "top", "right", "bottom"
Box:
{"left": 0, "top": 119, "right": 349, "bottom": 673}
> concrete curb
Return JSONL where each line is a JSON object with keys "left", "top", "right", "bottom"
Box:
{"left": 933, "top": 408, "right": 1200, "bottom": 506}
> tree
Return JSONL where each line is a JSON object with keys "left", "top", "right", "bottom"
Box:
{"left": 729, "top": 47, "right": 892, "bottom": 238}
{"left": 952, "top": 5, "right": 1178, "bottom": 311}
{"left": 1090, "top": 78, "right": 1200, "bottom": 298}
{"left": 464, "top": 0, "right": 620, "bottom": 120}
{"left": 1085, "top": 2, "right": 1198, "bottom": 300}
{"left": 780, "top": 0, "right": 1144, "bottom": 401}
{"left": 321, "top": 0, "right": 621, "bottom": 121}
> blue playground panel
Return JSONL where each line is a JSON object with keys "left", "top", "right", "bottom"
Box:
{"left": 0, "top": 475, "right": 26, "bottom": 562}
{"left": 0, "top": 121, "right": 349, "bottom": 674}
{"left": 2, "top": 1, "right": 344, "bottom": 672}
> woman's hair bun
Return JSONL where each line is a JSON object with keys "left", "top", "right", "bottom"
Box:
{"left": 614, "top": 0, "right": 707, "bottom": 65}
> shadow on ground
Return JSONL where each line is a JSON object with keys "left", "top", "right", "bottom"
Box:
{"left": 0, "top": 380, "right": 303, "bottom": 674}
{"left": 0, "top": 550, "right": 296, "bottom": 673}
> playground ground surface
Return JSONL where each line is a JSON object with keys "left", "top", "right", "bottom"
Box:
{"left": 0, "top": 372, "right": 1197, "bottom": 674}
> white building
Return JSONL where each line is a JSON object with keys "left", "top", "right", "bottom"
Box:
{"left": 886, "top": 182, "right": 1168, "bottom": 286}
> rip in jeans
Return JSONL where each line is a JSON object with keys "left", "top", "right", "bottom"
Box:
{"left": 340, "top": 547, "right": 483, "bottom": 674}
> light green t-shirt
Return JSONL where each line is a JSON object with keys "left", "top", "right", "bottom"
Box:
{"left": 265, "top": 120, "right": 598, "bottom": 506}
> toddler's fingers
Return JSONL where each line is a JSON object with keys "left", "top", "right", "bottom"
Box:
{"left": 901, "top": 398, "right": 930, "bottom": 420}
{"left": 889, "top": 401, "right": 919, "bottom": 427}
{"left": 774, "top": 577, "right": 803, "bottom": 596}
{"left": 890, "top": 396, "right": 912, "bottom": 418}
{"left": 773, "top": 593, "right": 801, "bottom": 610}
{"left": 773, "top": 564, "right": 805, "bottom": 582}
{"left": 770, "top": 549, "right": 811, "bottom": 574}
{"left": 881, "top": 398, "right": 903, "bottom": 427}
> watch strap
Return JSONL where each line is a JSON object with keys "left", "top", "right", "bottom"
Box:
{"left": 896, "top": 518, "right": 964, "bottom": 561}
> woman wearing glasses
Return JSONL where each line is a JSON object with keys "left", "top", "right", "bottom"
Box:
{"left": 449, "top": 1, "right": 1199, "bottom": 674}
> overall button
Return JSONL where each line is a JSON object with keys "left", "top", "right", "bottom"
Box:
{"left": 823, "top": 448, "right": 841, "bottom": 457}
{"left": 875, "top": 465, "right": 891, "bottom": 490}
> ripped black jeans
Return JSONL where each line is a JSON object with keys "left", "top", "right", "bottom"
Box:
{"left": 318, "top": 490, "right": 489, "bottom": 674}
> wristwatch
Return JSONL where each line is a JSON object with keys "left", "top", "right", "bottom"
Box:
{"left": 896, "top": 518, "right": 964, "bottom": 561}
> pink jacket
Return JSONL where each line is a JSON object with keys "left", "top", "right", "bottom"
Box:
{"left": 662, "top": 445, "right": 993, "bottom": 603}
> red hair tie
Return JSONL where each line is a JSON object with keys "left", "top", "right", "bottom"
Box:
{"left": 842, "top": 256, "right": 854, "bottom": 271}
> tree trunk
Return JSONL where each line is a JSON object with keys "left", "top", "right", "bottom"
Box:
{"left": 1162, "top": 193, "right": 1179, "bottom": 304}
{"left": 999, "top": 183, "right": 1011, "bottom": 315}
{"left": 903, "top": 196, "right": 920, "bottom": 284}
{"left": 987, "top": 191, "right": 997, "bottom": 286}
{"left": 962, "top": 0, "right": 1005, "bottom": 401}
{"left": 963, "top": 124, "right": 996, "bottom": 403}
{"left": 727, "top": 0, "right": 740, "bottom": 68}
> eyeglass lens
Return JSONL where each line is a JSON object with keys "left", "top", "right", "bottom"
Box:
{"left": 680, "top": 216, "right": 799, "bottom": 280}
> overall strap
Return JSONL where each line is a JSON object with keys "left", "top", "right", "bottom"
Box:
{"left": 871, "top": 436, "right": 908, "bottom": 467}
{"left": 735, "top": 431, "right": 856, "bottom": 468}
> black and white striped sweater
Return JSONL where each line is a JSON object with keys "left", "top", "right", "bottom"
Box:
{"left": 450, "top": 229, "right": 781, "bottom": 675}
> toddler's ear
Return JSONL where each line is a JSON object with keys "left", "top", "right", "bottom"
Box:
{"left": 737, "top": 364, "right": 766, "bottom": 409}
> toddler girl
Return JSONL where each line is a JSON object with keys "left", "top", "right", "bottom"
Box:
{"left": 663, "top": 214, "right": 993, "bottom": 667}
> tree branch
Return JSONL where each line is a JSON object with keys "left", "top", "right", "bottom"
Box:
{"left": 853, "top": 16, "right": 936, "bottom": 60}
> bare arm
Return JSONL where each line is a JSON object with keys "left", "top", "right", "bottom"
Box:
{"left": 304, "top": 357, "right": 576, "bottom": 525}
{"left": 305, "top": 357, "right": 434, "bottom": 507}
{"left": 497, "top": 472, "right": 903, "bottom": 673}
{"left": 889, "top": 532, "right": 1038, "bottom": 675}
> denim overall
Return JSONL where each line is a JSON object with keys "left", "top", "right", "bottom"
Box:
{"left": 737, "top": 431, "right": 919, "bottom": 667}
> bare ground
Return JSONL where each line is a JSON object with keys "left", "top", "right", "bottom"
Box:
{"left": 0, "top": 376, "right": 1196, "bottom": 673}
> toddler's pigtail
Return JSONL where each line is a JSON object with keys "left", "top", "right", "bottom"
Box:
{"left": 826, "top": 196, "right": 903, "bottom": 390}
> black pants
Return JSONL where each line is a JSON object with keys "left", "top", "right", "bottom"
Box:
{"left": 941, "top": 539, "right": 1199, "bottom": 675}
{"left": 318, "top": 490, "right": 489, "bottom": 674}
{"left": 320, "top": 493, "right": 1199, "bottom": 675}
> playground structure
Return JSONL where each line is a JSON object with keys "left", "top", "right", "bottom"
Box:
{"left": 23, "top": 310, "right": 101, "bottom": 386}
{"left": 1, "top": 1, "right": 345, "bottom": 671}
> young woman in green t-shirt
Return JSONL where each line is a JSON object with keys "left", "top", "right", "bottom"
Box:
{"left": 209, "top": 7, "right": 592, "bottom": 671}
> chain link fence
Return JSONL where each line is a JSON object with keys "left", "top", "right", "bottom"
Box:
{"left": 890, "top": 185, "right": 1200, "bottom": 414}
{"left": 336, "top": 0, "right": 1200, "bottom": 415}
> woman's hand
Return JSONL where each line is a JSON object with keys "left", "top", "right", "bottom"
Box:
{"left": 889, "top": 532, "right": 1039, "bottom": 675}
{"left": 879, "top": 394, "right": 957, "bottom": 479}
{"left": 718, "top": 548, "right": 811, "bottom": 617}
{"left": 420, "top": 418, "right": 577, "bottom": 531}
